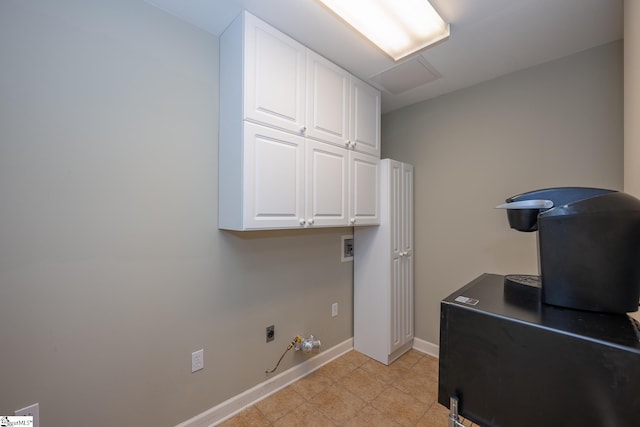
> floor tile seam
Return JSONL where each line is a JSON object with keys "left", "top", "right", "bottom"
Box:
{"left": 257, "top": 386, "right": 308, "bottom": 425}
{"left": 308, "top": 368, "right": 340, "bottom": 385}
{"left": 289, "top": 383, "right": 309, "bottom": 402}
{"left": 328, "top": 381, "right": 368, "bottom": 406}
{"left": 294, "top": 386, "right": 330, "bottom": 403}
{"left": 416, "top": 400, "right": 439, "bottom": 423}
{"left": 354, "top": 382, "right": 388, "bottom": 402}
{"left": 294, "top": 373, "right": 337, "bottom": 400}
{"left": 394, "top": 355, "right": 425, "bottom": 370}
{"left": 407, "top": 401, "right": 431, "bottom": 427}
{"left": 386, "top": 381, "right": 433, "bottom": 402}
{"left": 262, "top": 403, "right": 302, "bottom": 426}
{"left": 313, "top": 402, "right": 358, "bottom": 426}
{"left": 339, "top": 368, "right": 390, "bottom": 392}
{"left": 375, "top": 383, "right": 434, "bottom": 423}
{"left": 393, "top": 376, "right": 440, "bottom": 396}
{"left": 252, "top": 403, "right": 271, "bottom": 422}
{"left": 310, "top": 388, "right": 368, "bottom": 425}
{"left": 297, "top": 401, "right": 341, "bottom": 426}
{"left": 373, "top": 407, "right": 428, "bottom": 427}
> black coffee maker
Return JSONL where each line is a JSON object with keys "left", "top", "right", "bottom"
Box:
{"left": 498, "top": 187, "right": 640, "bottom": 313}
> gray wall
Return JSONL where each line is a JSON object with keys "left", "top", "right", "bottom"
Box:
{"left": 624, "top": 1, "right": 640, "bottom": 324}
{"left": 0, "top": 1, "right": 353, "bottom": 426}
{"left": 625, "top": 0, "right": 640, "bottom": 197}
{"left": 382, "top": 41, "right": 623, "bottom": 344}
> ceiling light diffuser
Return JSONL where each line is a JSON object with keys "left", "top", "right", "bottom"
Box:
{"left": 317, "top": 0, "right": 450, "bottom": 61}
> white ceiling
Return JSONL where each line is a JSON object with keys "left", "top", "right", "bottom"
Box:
{"left": 146, "top": 0, "right": 623, "bottom": 113}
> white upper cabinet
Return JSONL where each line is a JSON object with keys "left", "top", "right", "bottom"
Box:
{"left": 220, "top": 123, "right": 349, "bottom": 230}
{"left": 305, "top": 140, "right": 349, "bottom": 227}
{"left": 349, "top": 151, "right": 380, "bottom": 226}
{"left": 350, "top": 76, "right": 381, "bottom": 156}
{"left": 306, "top": 53, "right": 381, "bottom": 156}
{"left": 219, "top": 11, "right": 380, "bottom": 230}
{"left": 240, "top": 123, "right": 306, "bottom": 230}
{"left": 306, "top": 51, "right": 350, "bottom": 148}
{"left": 243, "top": 12, "right": 306, "bottom": 134}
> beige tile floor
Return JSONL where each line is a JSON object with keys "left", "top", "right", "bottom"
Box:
{"left": 218, "top": 349, "right": 478, "bottom": 427}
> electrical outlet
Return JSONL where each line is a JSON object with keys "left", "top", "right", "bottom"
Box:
{"left": 15, "top": 402, "right": 39, "bottom": 427}
{"left": 266, "top": 325, "right": 275, "bottom": 342}
{"left": 192, "top": 349, "right": 204, "bottom": 372}
{"left": 332, "top": 302, "right": 338, "bottom": 317}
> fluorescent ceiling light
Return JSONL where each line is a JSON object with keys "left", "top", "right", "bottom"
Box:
{"left": 317, "top": 0, "right": 450, "bottom": 61}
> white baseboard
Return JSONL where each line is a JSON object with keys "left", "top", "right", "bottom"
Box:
{"left": 412, "top": 337, "right": 439, "bottom": 358}
{"left": 176, "top": 338, "right": 354, "bottom": 427}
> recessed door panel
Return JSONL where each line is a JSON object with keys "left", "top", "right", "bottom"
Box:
{"left": 306, "top": 51, "right": 349, "bottom": 147}
{"left": 351, "top": 76, "right": 381, "bottom": 156}
{"left": 350, "top": 152, "right": 379, "bottom": 225}
{"left": 245, "top": 14, "right": 305, "bottom": 133}
{"left": 306, "top": 140, "right": 348, "bottom": 226}
{"left": 244, "top": 123, "right": 305, "bottom": 228}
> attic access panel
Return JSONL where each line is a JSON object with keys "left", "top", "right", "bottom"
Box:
{"left": 370, "top": 56, "right": 441, "bottom": 95}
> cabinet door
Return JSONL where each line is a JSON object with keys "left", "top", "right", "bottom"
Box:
{"left": 390, "top": 253, "right": 403, "bottom": 353}
{"left": 401, "top": 163, "right": 414, "bottom": 343}
{"left": 306, "top": 51, "right": 350, "bottom": 148}
{"left": 349, "top": 152, "right": 380, "bottom": 226}
{"left": 389, "top": 161, "right": 413, "bottom": 352}
{"left": 244, "top": 13, "right": 306, "bottom": 134}
{"left": 389, "top": 160, "right": 403, "bottom": 258}
{"left": 305, "top": 140, "right": 349, "bottom": 227}
{"left": 350, "top": 76, "right": 381, "bottom": 157}
{"left": 243, "top": 122, "right": 305, "bottom": 229}
{"left": 389, "top": 160, "right": 403, "bottom": 353}
{"left": 401, "top": 164, "right": 414, "bottom": 255}
{"left": 401, "top": 254, "right": 414, "bottom": 344}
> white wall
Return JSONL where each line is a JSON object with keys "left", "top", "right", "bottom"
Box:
{"left": 0, "top": 1, "right": 353, "bottom": 426}
{"left": 382, "top": 41, "right": 623, "bottom": 344}
{"left": 625, "top": 0, "right": 640, "bottom": 197}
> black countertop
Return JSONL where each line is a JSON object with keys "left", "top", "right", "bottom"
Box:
{"left": 443, "top": 273, "right": 640, "bottom": 352}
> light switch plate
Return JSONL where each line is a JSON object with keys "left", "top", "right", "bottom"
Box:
{"left": 192, "top": 349, "right": 204, "bottom": 372}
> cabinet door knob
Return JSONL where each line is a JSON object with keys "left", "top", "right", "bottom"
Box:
{"left": 345, "top": 140, "right": 351, "bottom": 148}
{"left": 300, "top": 126, "right": 307, "bottom": 135}
{"left": 350, "top": 218, "right": 356, "bottom": 224}
{"left": 299, "top": 218, "right": 306, "bottom": 226}
{"left": 307, "top": 218, "right": 314, "bottom": 225}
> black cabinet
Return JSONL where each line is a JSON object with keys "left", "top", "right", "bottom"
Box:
{"left": 439, "top": 274, "right": 640, "bottom": 427}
